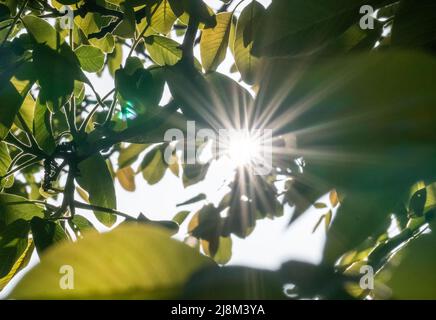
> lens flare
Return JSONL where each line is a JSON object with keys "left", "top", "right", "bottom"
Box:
{"left": 226, "top": 130, "right": 262, "bottom": 167}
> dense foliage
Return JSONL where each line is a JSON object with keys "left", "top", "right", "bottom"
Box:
{"left": 1, "top": 0, "right": 436, "bottom": 299}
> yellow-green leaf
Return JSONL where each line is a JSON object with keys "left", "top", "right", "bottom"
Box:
{"left": 116, "top": 166, "right": 136, "bottom": 192}
{"left": 141, "top": 148, "right": 167, "bottom": 185}
{"left": 200, "top": 12, "right": 233, "bottom": 72}
{"left": 150, "top": 0, "right": 177, "bottom": 35}
{"left": 145, "top": 35, "right": 182, "bottom": 66}
{"left": 0, "top": 239, "right": 34, "bottom": 291}
{"left": 76, "top": 155, "right": 117, "bottom": 227}
{"left": 233, "top": 1, "right": 265, "bottom": 84}
{"left": 74, "top": 45, "right": 105, "bottom": 73}
{"left": 10, "top": 224, "right": 214, "bottom": 299}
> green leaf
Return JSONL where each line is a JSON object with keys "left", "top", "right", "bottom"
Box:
{"left": 32, "top": 42, "right": 85, "bottom": 111}
{"left": 0, "top": 81, "right": 24, "bottom": 140}
{"left": 30, "top": 217, "right": 69, "bottom": 255}
{"left": 150, "top": 0, "right": 178, "bottom": 35}
{"left": 182, "top": 163, "right": 210, "bottom": 188}
{"left": 89, "top": 33, "right": 115, "bottom": 54}
{"left": 0, "top": 142, "right": 12, "bottom": 188}
{"left": 33, "top": 97, "right": 56, "bottom": 154}
{"left": 145, "top": 35, "right": 182, "bottom": 66}
{"left": 202, "top": 236, "right": 232, "bottom": 265}
{"left": 0, "top": 63, "right": 36, "bottom": 139}
{"left": 0, "top": 238, "right": 33, "bottom": 291}
{"left": 200, "top": 12, "right": 233, "bottom": 72}
{"left": 391, "top": 0, "right": 436, "bottom": 49}
{"left": 0, "top": 219, "right": 30, "bottom": 278}
{"left": 71, "top": 215, "right": 97, "bottom": 233}
{"left": 107, "top": 43, "right": 123, "bottom": 76}
{"left": 74, "top": 45, "right": 105, "bottom": 73}
{"left": 0, "top": 193, "right": 44, "bottom": 227}
{"left": 14, "top": 93, "right": 35, "bottom": 132}
{"left": 77, "top": 155, "right": 117, "bottom": 227}
{"left": 115, "top": 66, "right": 165, "bottom": 114}
{"left": 118, "top": 143, "right": 148, "bottom": 168}
{"left": 0, "top": 3, "right": 10, "bottom": 19}
{"left": 386, "top": 233, "right": 436, "bottom": 299}
{"left": 116, "top": 166, "right": 136, "bottom": 192}
{"left": 139, "top": 146, "right": 167, "bottom": 185}
{"left": 124, "top": 57, "right": 144, "bottom": 75}
{"left": 74, "top": 12, "right": 102, "bottom": 38}
{"left": 113, "top": 3, "right": 136, "bottom": 38}
{"left": 22, "top": 15, "right": 58, "bottom": 49}
{"left": 312, "top": 214, "right": 326, "bottom": 234}
{"left": 10, "top": 224, "right": 214, "bottom": 299}
{"left": 172, "top": 210, "right": 190, "bottom": 225}
{"left": 132, "top": 213, "right": 179, "bottom": 234}
{"left": 252, "top": 0, "right": 390, "bottom": 56}
{"left": 233, "top": 1, "right": 265, "bottom": 84}
{"left": 314, "top": 202, "right": 328, "bottom": 209}
{"left": 176, "top": 193, "right": 207, "bottom": 207}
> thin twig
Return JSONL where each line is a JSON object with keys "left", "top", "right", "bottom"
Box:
{"left": 102, "top": 90, "right": 118, "bottom": 126}
{"left": 74, "top": 200, "right": 133, "bottom": 219}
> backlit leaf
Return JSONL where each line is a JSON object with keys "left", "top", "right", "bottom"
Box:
{"left": 10, "top": 224, "right": 213, "bottom": 299}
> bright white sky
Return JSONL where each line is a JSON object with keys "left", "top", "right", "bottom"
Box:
{"left": 1, "top": 0, "right": 330, "bottom": 298}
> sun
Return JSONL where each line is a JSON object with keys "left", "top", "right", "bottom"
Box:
{"left": 226, "top": 130, "right": 262, "bottom": 167}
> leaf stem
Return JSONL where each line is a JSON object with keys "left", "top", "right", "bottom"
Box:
{"left": 74, "top": 200, "right": 132, "bottom": 219}
{"left": 103, "top": 90, "right": 118, "bottom": 126}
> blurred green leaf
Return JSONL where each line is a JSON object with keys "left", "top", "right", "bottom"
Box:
{"left": 10, "top": 224, "right": 213, "bottom": 299}
{"left": 252, "top": 0, "right": 391, "bottom": 56}
{"left": 386, "top": 233, "right": 436, "bottom": 299}
{"left": 391, "top": 0, "right": 436, "bottom": 50}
